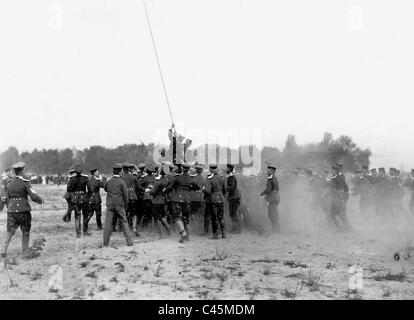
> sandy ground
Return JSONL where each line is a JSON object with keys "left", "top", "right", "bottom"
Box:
{"left": 0, "top": 184, "right": 414, "bottom": 300}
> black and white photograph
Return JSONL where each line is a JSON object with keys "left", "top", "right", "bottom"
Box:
{"left": 0, "top": 0, "right": 414, "bottom": 304}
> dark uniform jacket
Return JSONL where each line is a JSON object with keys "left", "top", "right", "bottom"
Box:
{"left": 225, "top": 173, "right": 241, "bottom": 200}
{"left": 150, "top": 175, "right": 168, "bottom": 205}
{"left": 4, "top": 176, "right": 43, "bottom": 213}
{"left": 67, "top": 174, "right": 92, "bottom": 204}
{"left": 140, "top": 173, "right": 155, "bottom": 201}
{"left": 165, "top": 172, "right": 200, "bottom": 203}
{"left": 204, "top": 173, "right": 226, "bottom": 204}
{"left": 260, "top": 174, "right": 280, "bottom": 203}
{"left": 164, "top": 174, "right": 175, "bottom": 201}
{"left": 104, "top": 175, "right": 128, "bottom": 207}
{"left": 328, "top": 174, "right": 349, "bottom": 200}
{"left": 190, "top": 174, "right": 205, "bottom": 202}
{"left": 121, "top": 173, "right": 140, "bottom": 201}
{"left": 89, "top": 176, "right": 104, "bottom": 205}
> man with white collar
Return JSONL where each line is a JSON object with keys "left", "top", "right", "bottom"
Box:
{"left": 67, "top": 164, "right": 93, "bottom": 237}
{"left": 1, "top": 162, "right": 43, "bottom": 258}
{"left": 103, "top": 164, "right": 133, "bottom": 247}
{"left": 226, "top": 164, "right": 242, "bottom": 234}
{"left": 259, "top": 164, "right": 280, "bottom": 234}
{"left": 88, "top": 167, "right": 105, "bottom": 230}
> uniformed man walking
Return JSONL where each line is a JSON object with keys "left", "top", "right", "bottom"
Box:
{"left": 225, "top": 164, "right": 242, "bottom": 234}
{"left": 88, "top": 168, "right": 105, "bottom": 230}
{"left": 67, "top": 164, "right": 93, "bottom": 237}
{"left": 259, "top": 164, "right": 280, "bottom": 233}
{"left": 150, "top": 165, "right": 171, "bottom": 237}
{"left": 103, "top": 164, "right": 133, "bottom": 247}
{"left": 165, "top": 163, "right": 199, "bottom": 242}
{"left": 204, "top": 164, "right": 227, "bottom": 239}
{"left": 1, "top": 162, "right": 43, "bottom": 258}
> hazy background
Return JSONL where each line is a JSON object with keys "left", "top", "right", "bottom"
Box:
{"left": 0, "top": 0, "right": 413, "bottom": 169}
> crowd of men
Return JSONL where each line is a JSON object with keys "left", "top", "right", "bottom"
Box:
{"left": 1, "top": 160, "right": 414, "bottom": 256}
{"left": 63, "top": 161, "right": 248, "bottom": 246}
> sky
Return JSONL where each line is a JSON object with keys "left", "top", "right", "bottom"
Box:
{"left": 0, "top": 0, "right": 413, "bottom": 169}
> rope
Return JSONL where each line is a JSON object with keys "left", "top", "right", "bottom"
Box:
{"left": 141, "top": 0, "right": 176, "bottom": 131}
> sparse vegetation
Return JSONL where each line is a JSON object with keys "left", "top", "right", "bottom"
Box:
{"left": 373, "top": 270, "right": 407, "bottom": 282}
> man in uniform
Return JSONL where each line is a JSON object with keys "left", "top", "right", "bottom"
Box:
{"left": 189, "top": 164, "right": 206, "bottom": 233}
{"left": 1, "top": 162, "right": 43, "bottom": 258}
{"left": 352, "top": 168, "right": 374, "bottom": 214}
{"left": 376, "top": 167, "right": 392, "bottom": 216}
{"left": 133, "top": 163, "right": 146, "bottom": 236}
{"left": 139, "top": 164, "right": 156, "bottom": 232}
{"left": 150, "top": 164, "right": 171, "bottom": 237}
{"left": 225, "top": 164, "right": 242, "bottom": 234}
{"left": 103, "top": 164, "right": 133, "bottom": 247}
{"left": 88, "top": 168, "right": 104, "bottom": 230}
{"left": 62, "top": 168, "right": 76, "bottom": 222}
{"left": 163, "top": 161, "right": 176, "bottom": 227}
{"left": 327, "top": 165, "right": 351, "bottom": 231}
{"left": 204, "top": 164, "right": 227, "bottom": 239}
{"left": 165, "top": 163, "right": 199, "bottom": 242}
{"left": 67, "top": 164, "right": 93, "bottom": 237}
{"left": 259, "top": 164, "right": 280, "bottom": 234}
{"left": 121, "top": 163, "right": 141, "bottom": 232}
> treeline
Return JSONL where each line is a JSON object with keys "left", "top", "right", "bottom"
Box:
{"left": 0, "top": 132, "right": 371, "bottom": 175}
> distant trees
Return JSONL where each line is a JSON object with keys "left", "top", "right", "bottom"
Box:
{"left": 0, "top": 132, "right": 372, "bottom": 174}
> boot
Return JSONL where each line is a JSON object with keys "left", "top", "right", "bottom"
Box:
{"left": 175, "top": 220, "right": 187, "bottom": 243}
{"left": 183, "top": 223, "right": 190, "bottom": 241}
{"left": 156, "top": 220, "right": 164, "bottom": 237}
{"left": 1, "top": 232, "right": 13, "bottom": 258}
{"left": 83, "top": 216, "right": 91, "bottom": 236}
{"left": 210, "top": 233, "right": 219, "bottom": 240}
{"left": 235, "top": 219, "right": 242, "bottom": 234}
{"left": 161, "top": 218, "right": 171, "bottom": 235}
{"left": 75, "top": 215, "right": 81, "bottom": 238}
{"left": 202, "top": 221, "right": 209, "bottom": 235}
{"left": 219, "top": 219, "right": 226, "bottom": 239}
{"left": 22, "top": 232, "right": 30, "bottom": 256}
{"left": 96, "top": 214, "right": 103, "bottom": 230}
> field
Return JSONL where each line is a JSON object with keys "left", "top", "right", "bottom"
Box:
{"left": 0, "top": 184, "right": 414, "bottom": 300}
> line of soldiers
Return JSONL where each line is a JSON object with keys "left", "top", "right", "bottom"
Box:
{"left": 351, "top": 166, "right": 408, "bottom": 216}
{"left": 3, "top": 159, "right": 413, "bottom": 254}
{"left": 304, "top": 164, "right": 414, "bottom": 231}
